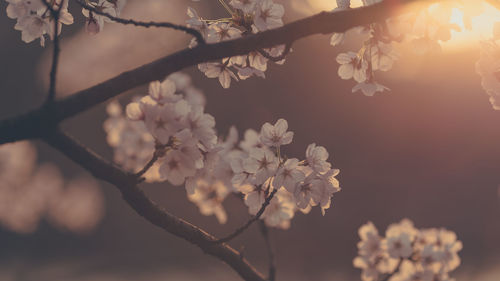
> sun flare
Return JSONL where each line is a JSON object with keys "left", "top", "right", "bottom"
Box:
{"left": 293, "top": 0, "right": 500, "bottom": 52}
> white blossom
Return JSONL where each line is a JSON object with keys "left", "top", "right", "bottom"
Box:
{"left": 229, "top": 0, "right": 259, "bottom": 13}
{"left": 305, "top": 143, "right": 331, "bottom": 173}
{"left": 336, "top": 52, "right": 368, "bottom": 83}
{"left": 272, "top": 158, "right": 305, "bottom": 192}
{"left": 243, "top": 147, "right": 279, "bottom": 185}
{"left": 198, "top": 61, "right": 238, "bottom": 89}
{"left": 352, "top": 81, "right": 389, "bottom": 97}
{"left": 259, "top": 118, "right": 294, "bottom": 147}
{"left": 253, "top": 0, "right": 284, "bottom": 31}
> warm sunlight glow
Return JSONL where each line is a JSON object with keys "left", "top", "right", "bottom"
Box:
{"left": 293, "top": 1, "right": 500, "bottom": 52}
{"left": 443, "top": 2, "right": 500, "bottom": 51}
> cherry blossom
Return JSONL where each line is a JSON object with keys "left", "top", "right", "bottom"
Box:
{"left": 198, "top": 61, "right": 238, "bottom": 89}
{"left": 259, "top": 118, "right": 294, "bottom": 147}
{"left": 188, "top": 0, "right": 287, "bottom": 88}
{"left": 229, "top": 0, "right": 259, "bottom": 13}
{"left": 354, "top": 219, "right": 462, "bottom": 281}
{"left": 243, "top": 147, "right": 279, "bottom": 185}
{"left": 352, "top": 80, "right": 390, "bottom": 96}
{"left": 272, "top": 158, "right": 305, "bottom": 192}
{"left": 336, "top": 52, "right": 368, "bottom": 83}
{"left": 82, "top": 0, "right": 127, "bottom": 35}
{"left": 305, "top": 143, "right": 331, "bottom": 173}
{"left": 253, "top": 0, "right": 284, "bottom": 31}
{"left": 7, "top": 0, "right": 73, "bottom": 46}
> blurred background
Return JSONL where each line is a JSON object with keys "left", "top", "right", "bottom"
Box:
{"left": 1, "top": 0, "right": 500, "bottom": 280}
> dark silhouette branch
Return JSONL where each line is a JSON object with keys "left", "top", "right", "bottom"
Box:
{"left": 259, "top": 221, "right": 276, "bottom": 281}
{"left": 135, "top": 139, "right": 173, "bottom": 180}
{"left": 258, "top": 42, "right": 292, "bottom": 62}
{"left": 42, "top": 0, "right": 61, "bottom": 103}
{"left": 0, "top": 0, "right": 416, "bottom": 145}
{"left": 42, "top": 128, "right": 266, "bottom": 281}
{"left": 212, "top": 188, "right": 278, "bottom": 244}
{"left": 74, "top": 0, "right": 205, "bottom": 44}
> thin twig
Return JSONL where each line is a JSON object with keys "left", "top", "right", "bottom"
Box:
{"left": 379, "top": 258, "right": 402, "bottom": 281}
{"left": 135, "top": 149, "right": 162, "bottom": 179}
{"left": 135, "top": 142, "right": 171, "bottom": 179}
{"left": 75, "top": 0, "right": 205, "bottom": 44}
{"left": 258, "top": 221, "right": 276, "bottom": 281}
{"left": 42, "top": 128, "right": 266, "bottom": 281}
{"left": 258, "top": 42, "right": 293, "bottom": 62}
{"left": 212, "top": 188, "right": 278, "bottom": 244}
{"left": 42, "top": 0, "right": 61, "bottom": 103}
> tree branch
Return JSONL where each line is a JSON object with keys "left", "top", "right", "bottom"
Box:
{"left": 0, "top": 0, "right": 414, "bottom": 145}
{"left": 42, "top": 0, "right": 61, "bottom": 103}
{"left": 258, "top": 43, "right": 292, "bottom": 62}
{"left": 74, "top": 0, "right": 205, "bottom": 44}
{"left": 259, "top": 221, "right": 276, "bottom": 281}
{"left": 212, "top": 188, "right": 278, "bottom": 244}
{"left": 42, "top": 128, "right": 266, "bottom": 281}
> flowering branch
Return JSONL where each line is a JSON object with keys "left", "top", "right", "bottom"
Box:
{"left": 0, "top": 0, "right": 417, "bottom": 145}
{"left": 74, "top": 0, "right": 205, "bottom": 44}
{"left": 42, "top": 128, "right": 267, "bottom": 281}
{"left": 212, "top": 188, "right": 278, "bottom": 244}
{"left": 135, "top": 139, "right": 173, "bottom": 180}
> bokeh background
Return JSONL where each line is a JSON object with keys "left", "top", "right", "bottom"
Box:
{"left": 1, "top": 0, "right": 500, "bottom": 280}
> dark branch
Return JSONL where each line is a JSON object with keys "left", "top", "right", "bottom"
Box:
{"left": 42, "top": 0, "right": 61, "bottom": 103}
{"left": 42, "top": 128, "right": 266, "bottom": 281}
{"left": 135, "top": 142, "right": 171, "bottom": 180}
{"left": 0, "top": 0, "right": 420, "bottom": 145}
{"left": 74, "top": 0, "right": 205, "bottom": 44}
{"left": 259, "top": 221, "right": 276, "bottom": 281}
{"left": 212, "top": 188, "right": 278, "bottom": 244}
{"left": 258, "top": 42, "right": 292, "bottom": 62}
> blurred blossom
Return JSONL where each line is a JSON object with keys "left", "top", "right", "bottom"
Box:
{"left": 0, "top": 142, "right": 104, "bottom": 234}
{"left": 476, "top": 26, "right": 500, "bottom": 110}
{"left": 354, "top": 219, "right": 462, "bottom": 281}
{"left": 48, "top": 177, "right": 104, "bottom": 233}
{"left": 0, "top": 140, "right": 37, "bottom": 185}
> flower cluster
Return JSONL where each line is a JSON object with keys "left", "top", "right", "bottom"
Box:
{"left": 331, "top": 0, "right": 479, "bottom": 97}
{"left": 354, "top": 219, "right": 462, "bottom": 281}
{"left": 103, "top": 100, "right": 157, "bottom": 179}
{"left": 82, "top": 0, "right": 127, "bottom": 34}
{"left": 229, "top": 119, "right": 341, "bottom": 228}
{"left": 476, "top": 22, "right": 500, "bottom": 110}
{"left": 5, "top": 0, "right": 73, "bottom": 46}
{"left": 332, "top": 0, "right": 399, "bottom": 96}
{"left": 104, "top": 73, "right": 340, "bottom": 227}
{"left": 0, "top": 141, "right": 104, "bottom": 234}
{"left": 187, "top": 0, "right": 287, "bottom": 88}
{"left": 125, "top": 74, "right": 217, "bottom": 185}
